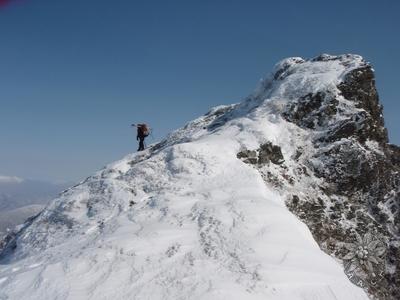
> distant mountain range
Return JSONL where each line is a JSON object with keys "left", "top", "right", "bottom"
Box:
{"left": 0, "top": 176, "right": 71, "bottom": 237}
{"left": 0, "top": 205, "right": 44, "bottom": 236}
{"left": 0, "top": 176, "right": 70, "bottom": 211}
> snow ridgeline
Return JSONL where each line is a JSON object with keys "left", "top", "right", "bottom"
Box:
{"left": 0, "top": 54, "right": 370, "bottom": 299}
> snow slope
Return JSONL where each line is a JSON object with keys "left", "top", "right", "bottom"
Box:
{"left": 0, "top": 54, "right": 369, "bottom": 300}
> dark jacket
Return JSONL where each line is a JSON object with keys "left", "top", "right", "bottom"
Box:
{"left": 137, "top": 126, "right": 145, "bottom": 140}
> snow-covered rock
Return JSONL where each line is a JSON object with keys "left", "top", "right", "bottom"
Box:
{"left": 1, "top": 54, "right": 398, "bottom": 300}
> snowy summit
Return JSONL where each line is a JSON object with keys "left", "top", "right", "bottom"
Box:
{"left": 1, "top": 54, "right": 398, "bottom": 300}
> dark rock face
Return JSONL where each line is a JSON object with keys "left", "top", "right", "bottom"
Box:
{"left": 283, "top": 92, "right": 338, "bottom": 129}
{"left": 259, "top": 142, "right": 285, "bottom": 165}
{"left": 281, "top": 62, "right": 399, "bottom": 299}
{"left": 283, "top": 65, "right": 388, "bottom": 145}
{"left": 237, "top": 149, "right": 258, "bottom": 165}
{"left": 238, "top": 56, "right": 399, "bottom": 299}
{"left": 337, "top": 66, "right": 388, "bottom": 144}
{"left": 237, "top": 142, "right": 284, "bottom": 165}
{"left": 0, "top": 232, "right": 17, "bottom": 259}
{"left": 0, "top": 213, "right": 41, "bottom": 262}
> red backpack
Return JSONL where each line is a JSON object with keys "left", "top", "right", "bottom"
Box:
{"left": 138, "top": 124, "right": 150, "bottom": 137}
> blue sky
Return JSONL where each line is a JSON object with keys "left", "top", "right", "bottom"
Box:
{"left": 0, "top": 0, "right": 399, "bottom": 182}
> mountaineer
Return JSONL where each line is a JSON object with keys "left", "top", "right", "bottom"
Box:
{"left": 132, "top": 123, "right": 150, "bottom": 151}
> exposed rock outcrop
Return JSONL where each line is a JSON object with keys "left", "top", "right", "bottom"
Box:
{"left": 237, "top": 142, "right": 284, "bottom": 165}
{"left": 279, "top": 55, "right": 399, "bottom": 299}
{"left": 236, "top": 54, "right": 398, "bottom": 299}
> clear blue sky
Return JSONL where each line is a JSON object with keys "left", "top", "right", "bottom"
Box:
{"left": 0, "top": 0, "right": 399, "bottom": 182}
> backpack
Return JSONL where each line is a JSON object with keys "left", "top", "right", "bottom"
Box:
{"left": 138, "top": 124, "right": 150, "bottom": 137}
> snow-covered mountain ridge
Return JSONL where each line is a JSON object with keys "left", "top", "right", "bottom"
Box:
{"left": 0, "top": 54, "right": 398, "bottom": 300}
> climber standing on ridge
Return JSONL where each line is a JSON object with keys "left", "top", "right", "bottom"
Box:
{"left": 132, "top": 123, "right": 150, "bottom": 151}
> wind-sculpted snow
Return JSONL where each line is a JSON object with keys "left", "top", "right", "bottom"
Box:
{"left": 0, "top": 54, "right": 378, "bottom": 300}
